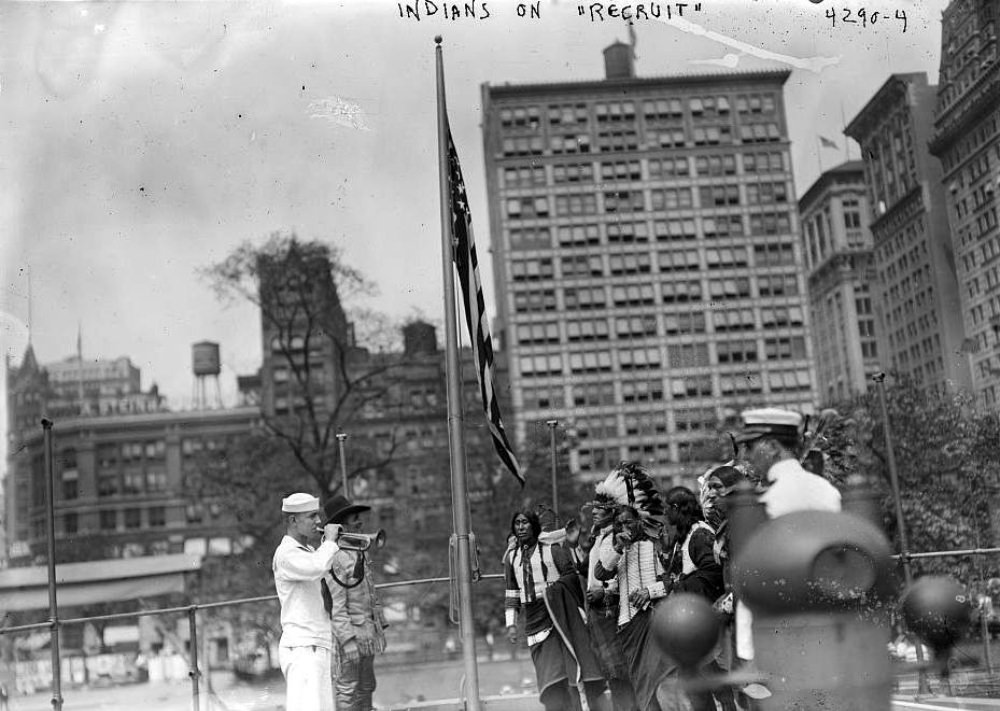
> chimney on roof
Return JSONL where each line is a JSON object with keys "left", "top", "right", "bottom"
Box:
{"left": 604, "top": 42, "right": 635, "bottom": 80}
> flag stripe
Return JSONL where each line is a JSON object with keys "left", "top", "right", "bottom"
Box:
{"left": 446, "top": 121, "right": 524, "bottom": 485}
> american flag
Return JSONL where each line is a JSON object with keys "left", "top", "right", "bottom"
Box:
{"left": 445, "top": 122, "right": 524, "bottom": 485}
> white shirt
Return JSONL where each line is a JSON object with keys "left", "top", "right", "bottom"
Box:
{"left": 273, "top": 535, "right": 340, "bottom": 649}
{"left": 758, "top": 458, "right": 842, "bottom": 519}
{"left": 587, "top": 527, "right": 619, "bottom": 593}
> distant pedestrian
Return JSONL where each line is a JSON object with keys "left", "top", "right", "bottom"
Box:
{"left": 273, "top": 493, "right": 343, "bottom": 711}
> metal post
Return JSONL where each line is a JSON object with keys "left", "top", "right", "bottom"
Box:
{"left": 337, "top": 433, "right": 349, "bottom": 495}
{"left": 982, "top": 603, "right": 994, "bottom": 675}
{"left": 435, "top": 36, "right": 482, "bottom": 711}
{"left": 873, "top": 372, "right": 930, "bottom": 693}
{"left": 188, "top": 606, "right": 200, "bottom": 711}
{"left": 546, "top": 420, "right": 558, "bottom": 515}
{"left": 41, "top": 418, "right": 64, "bottom": 711}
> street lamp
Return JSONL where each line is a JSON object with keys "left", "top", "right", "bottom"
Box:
{"left": 872, "top": 372, "right": 930, "bottom": 694}
{"left": 41, "top": 418, "right": 64, "bottom": 711}
{"left": 546, "top": 420, "right": 558, "bottom": 515}
{"left": 336, "top": 433, "right": 349, "bottom": 495}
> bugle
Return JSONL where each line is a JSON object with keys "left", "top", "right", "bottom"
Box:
{"left": 337, "top": 529, "right": 387, "bottom": 551}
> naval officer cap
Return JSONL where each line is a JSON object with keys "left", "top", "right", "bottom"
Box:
{"left": 282, "top": 493, "right": 320, "bottom": 514}
{"left": 733, "top": 407, "right": 803, "bottom": 445}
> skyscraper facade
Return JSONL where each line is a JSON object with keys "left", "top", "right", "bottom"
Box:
{"left": 799, "top": 161, "right": 880, "bottom": 403}
{"left": 846, "top": 73, "right": 973, "bottom": 394}
{"left": 481, "top": 44, "right": 817, "bottom": 485}
{"left": 929, "top": 0, "right": 1000, "bottom": 405}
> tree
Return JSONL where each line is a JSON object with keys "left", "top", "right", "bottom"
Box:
{"left": 814, "top": 376, "right": 1000, "bottom": 583}
{"left": 200, "top": 233, "right": 405, "bottom": 498}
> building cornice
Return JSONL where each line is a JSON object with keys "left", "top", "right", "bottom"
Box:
{"left": 930, "top": 63, "right": 1000, "bottom": 155}
{"left": 482, "top": 69, "right": 793, "bottom": 100}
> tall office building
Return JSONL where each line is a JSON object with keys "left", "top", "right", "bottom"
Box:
{"left": 257, "top": 240, "right": 350, "bottom": 420}
{"left": 846, "top": 74, "right": 972, "bottom": 394}
{"left": 799, "top": 161, "right": 880, "bottom": 403}
{"left": 481, "top": 43, "right": 817, "bottom": 484}
{"left": 929, "top": 0, "right": 1000, "bottom": 405}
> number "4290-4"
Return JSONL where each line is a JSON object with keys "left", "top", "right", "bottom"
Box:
{"left": 823, "top": 7, "right": 908, "bottom": 32}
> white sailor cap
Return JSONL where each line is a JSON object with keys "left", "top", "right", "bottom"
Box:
{"left": 281, "top": 493, "right": 320, "bottom": 514}
{"left": 733, "top": 408, "right": 803, "bottom": 444}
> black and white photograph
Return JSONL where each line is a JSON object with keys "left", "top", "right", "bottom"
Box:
{"left": 2, "top": 0, "right": 999, "bottom": 708}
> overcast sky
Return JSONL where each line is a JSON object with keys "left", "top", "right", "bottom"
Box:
{"left": 0, "top": 0, "right": 948, "bottom": 462}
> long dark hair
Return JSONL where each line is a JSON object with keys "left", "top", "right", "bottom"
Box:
{"left": 509, "top": 509, "right": 541, "bottom": 542}
{"left": 664, "top": 486, "right": 704, "bottom": 540}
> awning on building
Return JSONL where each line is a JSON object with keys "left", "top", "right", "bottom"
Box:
{"left": 0, "top": 554, "right": 202, "bottom": 613}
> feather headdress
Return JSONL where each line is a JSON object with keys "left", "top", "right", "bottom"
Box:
{"left": 594, "top": 461, "right": 664, "bottom": 537}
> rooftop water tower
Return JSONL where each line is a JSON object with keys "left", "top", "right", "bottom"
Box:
{"left": 192, "top": 341, "right": 222, "bottom": 409}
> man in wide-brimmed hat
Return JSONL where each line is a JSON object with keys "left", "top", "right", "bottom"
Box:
{"left": 323, "top": 495, "right": 388, "bottom": 711}
{"left": 272, "top": 493, "right": 344, "bottom": 711}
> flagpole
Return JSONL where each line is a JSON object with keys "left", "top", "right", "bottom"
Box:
{"left": 816, "top": 136, "right": 823, "bottom": 175}
{"left": 435, "top": 36, "right": 483, "bottom": 711}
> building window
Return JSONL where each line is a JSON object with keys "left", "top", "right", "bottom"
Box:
{"left": 654, "top": 219, "right": 697, "bottom": 241}
{"left": 662, "top": 280, "right": 702, "bottom": 303}
{"left": 511, "top": 258, "right": 555, "bottom": 281}
{"left": 616, "top": 315, "right": 658, "bottom": 338}
{"left": 557, "top": 224, "right": 600, "bottom": 246}
{"left": 555, "top": 193, "right": 598, "bottom": 216}
{"left": 609, "top": 253, "right": 652, "bottom": 275}
{"left": 506, "top": 196, "right": 550, "bottom": 219}
{"left": 611, "top": 284, "right": 656, "bottom": 306}
{"left": 522, "top": 385, "right": 564, "bottom": 409}
{"left": 667, "top": 343, "right": 710, "bottom": 368}
{"left": 149, "top": 507, "right": 166, "bottom": 528}
{"left": 519, "top": 355, "right": 563, "bottom": 377}
{"left": 604, "top": 190, "right": 645, "bottom": 213}
{"left": 708, "top": 278, "right": 751, "bottom": 300}
{"left": 702, "top": 216, "right": 744, "bottom": 239}
{"left": 504, "top": 165, "right": 547, "bottom": 188}
{"left": 100, "top": 510, "right": 117, "bottom": 531}
{"left": 715, "top": 340, "right": 757, "bottom": 363}
{"left": 705, "top": 247, "right": 750, "bottom": 269}
{"left": 713, "top": 309, "right": 756, "bottom": 332}
{"left": 125, "top": 508, "right": 142, "bottom": 529}
{"left": 658, "top": 250, "right": 701, "bottom": 271}
{"left": 651, "top": 188, "right": 693, "bottom": 210}
{"left": 753, "top": 243, "right": 796, "bottom": 266}
{"left": 572, "top": 382, "right": 616, "bottom": 406}
{"left": 514, "top": 289, "right": 557, "bottom": 312}
{"left": 61, "top": 470, "right": 79, "bottom": 501}
{"left": 757, "top": 274, "right": 799, "bottom": 297}
{"left": 622, "top": 379, "right": 665, "bottom": 402}
{"left": 563, "top": 286, "right": 606, "bottom": 310}
{"left": 517, "top": 322, "right": 561, "bottom": 344}
{"left": 664, "top": 312, "right": 707, "bottom": 334}
{"left": 600, "top": 160, "right": 641, "bottom": 181}
{"left": 64, "top": 513, "right": 78, "bottom": 535}
{"left": 552, "top": 162, "right": 594, "bottom": 184}
{"left": 745, "top": 182, "right": 788, "bottom": 204}
{"left": 671, "top": 373, "right": 713, "bottom": 398}
{"left": 607, "top": 222, "right": 649, "bottom": 243}
{"left": 123, "top": 470, "right": 146, "bottom": 495}
{"left": 619, "top": 347, "right": 662, "bottom": 370}
{"left": 764, "top": 336, "right": 808, "bottom": 360}
{"left": 648, "top": 157, "right": 689, "bottom": 177}
{"left": 508, "top": 228, "right": 551, "bottom": 250}
{"left": 567, "top": 319, "right": 610, "bottom": 341}
{"left": 561, "top": 255, "right": 604, "bottom": 278}
{"left": 743, "top": 151, "right": 784, "bottom": 173}
{"left": 569, "top": 351, "right": 614, "bottom": 373}
{"left": 98, "top": 472, "right": 119, "bottom": 498}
